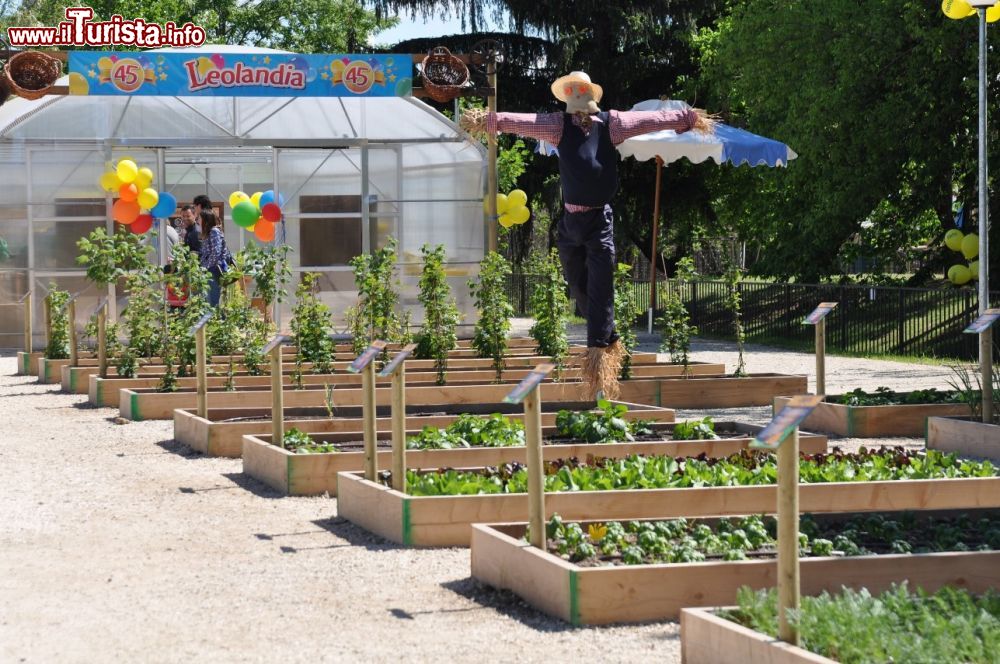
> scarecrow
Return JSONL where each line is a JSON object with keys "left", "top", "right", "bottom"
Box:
{"left": 462, "top": 71, "right": 714, "bottom": 398}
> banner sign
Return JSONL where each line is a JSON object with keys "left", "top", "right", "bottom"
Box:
{"left": 68, "top": 51, "right": 413, "bottom": 97}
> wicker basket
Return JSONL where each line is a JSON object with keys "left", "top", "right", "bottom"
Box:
{"left": 4, "top": 51, "right": 62, "bottom": 101}
{"left": 420, "top": 46, "right": 468, "bottom": 103}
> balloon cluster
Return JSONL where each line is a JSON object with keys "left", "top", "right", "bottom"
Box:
{"left": 486, "top": 189, "right": 531, "bottom": 228}
{"left": 944, "top": 229, "right": 980, "bottom": 285}
{"left": 99, "top": 158, "right": 177, "bottom": 235}
{"left": 942, "top": 0, "right": 1000, "bottom": 22}
{"left": 229, "top": 189, "right": 285, "bottom": 242}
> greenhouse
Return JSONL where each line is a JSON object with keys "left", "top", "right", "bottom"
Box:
{"left": 0, "top": 45, "right": 486, "bottom": 347}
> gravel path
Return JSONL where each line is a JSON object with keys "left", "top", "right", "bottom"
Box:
{"left": 0, "top": 336, "right": 961, "bottom": 662}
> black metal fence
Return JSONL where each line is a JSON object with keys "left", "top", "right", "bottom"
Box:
{"left": 507, "top": 273, "right": 997, "bottom": 360}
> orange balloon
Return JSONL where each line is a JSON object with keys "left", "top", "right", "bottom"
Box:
{"left": 119, "top": 183, "right": 139, "bottom": 202}
{"left": 113, "top": 198, "right": 140, "bottom": 224}
{"left": 254, "top": 220, "right": 276, "bottom": 242}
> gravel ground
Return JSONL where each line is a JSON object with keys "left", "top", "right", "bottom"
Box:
{"left": 0, "top": 334, "right": 963, "bottom": 663}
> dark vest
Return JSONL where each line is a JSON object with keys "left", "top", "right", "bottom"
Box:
{"left": 557, "top": 111, "right": 618, "bottom": 207}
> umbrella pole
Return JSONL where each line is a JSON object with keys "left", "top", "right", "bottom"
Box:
{"left": 648, "top": 157, "right": 664, "bottom": 334}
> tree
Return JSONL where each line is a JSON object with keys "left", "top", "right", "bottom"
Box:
{"left": 414, "top": 244, "right": 460, "bottom": 384}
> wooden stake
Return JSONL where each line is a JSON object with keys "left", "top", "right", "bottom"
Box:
{"left": 815, "top": 318, "right": 826, "bottom": 396}
{"left": 982, "top": 326, "right": 993, "bottom": 424}
{"left": 196, "top": 325, "right": 208, "bottom": 418}
{"left": 44, "top": 294, "right": 51, "bottom": 350}
{"left": 363, "top": 359, "right": 377, "bottom": 480}
{"left": 271, "top": 342, "right": 284, "bottom": 447}
{"left": 648, "top": 156, "right": 664, "bottom": 334}
{"left": 525, "top": 387, "right": 545, "bottom": 549}
{"left": 97, "top": 304, "right": 107, "bottom": 379}
{"left": 68, "top": 300, "right": 78, "bottom": 367}
{"left": 391, "top": 361, "right": 407, "bottom": 492}
{"left": 23, "top": 292, "right": 31, "bottom": 353}
{"left": 777, "top": 426, "right": 801, "bottom": 646}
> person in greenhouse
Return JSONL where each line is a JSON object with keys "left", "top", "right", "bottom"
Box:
{"left": 198, "top": 210, "right": 232, "bottom": 308}
{"left": 462, "top": 71, "right": 713, "bottom": 398}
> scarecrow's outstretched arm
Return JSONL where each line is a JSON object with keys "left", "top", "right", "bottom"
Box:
{"left": 460, "top": 110, "right": 563, "bottom": 144}
{"left": 608, "top": 109, "right": 703, "bottom": 145}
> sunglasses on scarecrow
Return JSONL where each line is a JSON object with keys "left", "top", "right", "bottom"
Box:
{"left": 565, "top": 84, "right": 590, "bottom": 96}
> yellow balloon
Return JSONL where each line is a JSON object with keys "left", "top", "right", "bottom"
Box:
{"left": 67, "top": 72, "right": 89, "bottom": 95}
{"left": 135, "top": 167, "right": 154, "bottom": 190}
{"left": 197, "top": 57, "right": 215, "bottom": 76}
{"left": 969, "top": 260, "right": 980, "bottom": 279}
{"left": 988, "top": 3, "right": 1000, "bottom": 22}
{"left": 251, "top": 191, "right": 264, "bottom": 208}
{"left": 137, "top": 188, "right": 159, "bottom": 210}
{"left": 99, "top": 171, "right": 121, "bottom": 193}
{"left": 509, "top": 205, "right": 530, "bottom": 224}
{"left": 507, "top": 189, "right": 528, "bottom": 208}
{"left": 97, "top": 56, "right": 113, "bottom": 71}
{"left": 229, "top": 191, "right": 250, "bottom": 208}
{"left": 116, "top": 159, "right": 138, "bottom": 184}
{"left": 942, "top": 0, "right": 975, "bottom": 19}
{"left": 496, "top": 193, "right": 509, "bottom": 214}
{"left": 962, "top": 233, "right": 979, "bottom": 259}
{"left": 948, "top": 264, "right": 972, "bottom": 285}
{"left": 944, "top": 228, "right": 964, "bottom": 251}
{"left": 498, "top": 214, "right": 514, "bottom": 228}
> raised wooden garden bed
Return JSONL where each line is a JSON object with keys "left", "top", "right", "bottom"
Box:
{"left": 15, "top": 351, "right": 43, "bottom": 376}
{"left": 470, "top": 515, "right": 999, "bottom": 625}
{"left": 242, "top": 422, "right": 825, "bottom": 495}
{"left": 774, "top": 395, "right": 968, "bottom": 437}
{"left": 927, "top": 416, "right": 1000, "bottom": 461}
{"left": 681, "top": 608, "right": 836, "bottom": 663}
{"left": 337, "top": 473, "right": 1000, "bottom": 548}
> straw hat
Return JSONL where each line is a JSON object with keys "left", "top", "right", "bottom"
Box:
{"left": 551, "top": 71, "right": 603, "bottom": 103}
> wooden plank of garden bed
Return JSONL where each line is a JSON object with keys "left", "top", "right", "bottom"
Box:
{"left": 16, "top": 351, "right": 43, "bottom": 376}
{"left": 927, "top": 416, "right": 1000, "bottom": 460}
{"left": 681, "top": 608, "right": 834, "bottom": 663}
{"left": 774, "top": 396, "right": 969, "bottom": 437}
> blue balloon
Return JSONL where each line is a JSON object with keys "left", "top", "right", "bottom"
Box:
{"left": 259, "top": 190, "right": 285, "bottom": 208}
{"left": 150, "top": 192, "right": 177, "bottom": 218}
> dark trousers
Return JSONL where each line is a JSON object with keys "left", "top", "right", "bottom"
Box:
{"left": 556, "top": 205, "right": 618, "bottom": 347}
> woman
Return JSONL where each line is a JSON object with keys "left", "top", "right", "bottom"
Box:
{"left": 198, "top": 209, "right": 231, "bottom": 308}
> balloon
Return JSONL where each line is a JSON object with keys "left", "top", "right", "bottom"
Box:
{"left": 99, "top": 171, "right": 121, "bottom": 193}
{"left": 150, "top": 192, "right": 177, "bottom": 218}
{"left": 260, "top": 190, "right": 285, "bottom": 208}
{"left": 944, "top": 228, "right": 964, "bottom": 252}
{"left": 508, "top": 205, "right": 530, "bottom": 224}
{"left": 250, "top": 191, "right": 264, "bottom": 209}
{"left": 989, "top": 3, "right": 1000, "bottom": 22}
{"left": 254, "top": 221, "right": 276, "bottom": 242}
{"left": 137, "top": 188, "right": 159, "bottom": 210}
{"left": 948, "top": 264, "right": 972, "bottom": 285}
{"left": 942, "top": 0, "right": 975, "bottom": 19}
{"left": 113, "top": 199, "right": 140, "bottom": 224}
{"left": 210, "top": 53, "right": 226, "bottom": 69}
{"left": 229, "top": 191, "right": 250, "bottom": 208}
{"left": 969, "top": 260, "right": 980, "bottom": 279}
{"left": 116, "top": 159, "right": 138, "bottom": 183}
{"left": 232, "top": 200, "right": 261, "bottom": 228}
{"left": 135, "top": 167, "right": 154, "bottom": 189}
{"left": 261, "top": 202, "right": 282, "bottom": 222}
{"left": 496, "top": 193, "right": 509, "bottom": 214}
{"left": 68, "top": 72, "right": 89, "bottom": 95}
{"left": 507, "top": 189, "right": 528, "bottom": 208}
{"left": 118, "top": 183, "right": 138, "bottom": 202}
{"left": 498, "top": 214, "right": 514, "bottom": 228}
{"left": 129, "top": 214, "right": 153, "bottom": 234}
{"left": 962, "top": 233, "right": 979, "bottom": 259}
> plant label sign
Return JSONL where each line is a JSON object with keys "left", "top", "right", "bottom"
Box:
{"left": 963, "top": 309, "right": 1000, "bottom": 334}
{"left": 262, "top": 334, "right": 287, "bottom": 354}
{"left": 751, "top": 395, "right": 824, "bottom": 450}
{"left": 347, "top": 340, "right": 387, "bottom": 374}
{"left": 92, "top": 296, "right": 108, "bottom": 316}
{"left": 378, "top": 343, "right": 417, "bottom": 377}
{"left": 803, "top": 302, "right": 838, "bottom": 325}
{"left": 188, "top": 311, "right": 213, "bottom": 336}
{"left": 504, "top": 363, "right": 555, "bottom": 404}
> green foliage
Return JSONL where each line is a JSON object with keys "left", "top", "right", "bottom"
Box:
{"left": 413, "top": 244, "right": 460, "bottom": 385}
{"left": 469, "top": 252, "right": 514, "bottom": 382}
{"left": 407, "top": 413, "right": 526, "bottom": 450}
{"left": 613, "top": 263, "right": 640, "bottom": 379}
{"left": 44, "top": 286, "right": 70, "bottom": 360}
{"left": 529, "top": 248, "right": 570, "bottom": 374}
{"left": 116, "top": 348, "right": 138, "bottom": 379}
{"left": 725, "top": 584, "right": 1000, "bottom": 664}
{"left": 946, "top": 364, "right": 1000, "bottom": 423}
{"left": 723, "top": 267, "right": 747, "bottom": 376}
{"left": 238, "top": 244, "right": 292, "bottom": 315}
{"left": 161, "top": 246, "right": 212, "bottom": 378}
{"left": 290, "top": 273, "right": 335, "bottom": 373}
{"left": 76, "top": 227, "right": 148, "bottom": 286}
{"left": 672, "top": 417, "right": 719, "bottom": 441}
{"left": 348, "top": 237, "right": 409, "bottom": 357}
{"left": 121, "top": 264, "right": 165, "bottom": 360}
{"left": 554, "top": 399, "right": 653, "bottom": 443}
{"left": 658, "top": 259, "right": 699, "bottom": 368}
{"left": 837, "top": 386, "right": 963, "bottom": 407}
{"left": 282, "top": 427, "right": 341, "bottom": 454}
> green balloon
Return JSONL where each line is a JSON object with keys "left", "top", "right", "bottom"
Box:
{"left": 232, "top": 200, "right": 260, "bottom": 228}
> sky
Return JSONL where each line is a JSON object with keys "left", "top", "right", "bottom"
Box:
{"left": 368, "top": 12, "right": 501, "bottom": 47}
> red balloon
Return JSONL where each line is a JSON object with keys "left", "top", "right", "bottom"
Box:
{"left": 113, "top": 199, "right": 140, "bottom": 224}
{"left": 130, "top": 214, "right": 153, "bottom": 234}
{"left": 254, "top": 220, "right": 276, "bottom": 242}
{"left": 261, "top": 202, "right": 282, "bottom": 223}
{"left": 119, "top": 183, "right": 139, "bottom": 202}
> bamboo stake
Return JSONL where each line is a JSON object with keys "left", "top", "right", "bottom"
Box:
{"left": 196, "top": 325, "right": 208, "bottom": 419}
{"left": 525, "top": 386, "right": 545, "bottom": 550}
{"left": 23, "top": 292, "right": 32, "bottom": 353}
{"left": 363, "top": 359, "right": 377, "bottom": 480}
{"left": 271, "top": 341, "right": 284, "bottom": 447}
{"left": 97, "top": 304, "right": 107, "bottom": 379}
{"left": 68, "top": 300, "right": 77, "bottom": 367}
{"left": 777, "top": 427, "right": 801, "bottom": 646}
{"left": 391, "top": 361, "right": 407, "bottom": 492}
{"left": 815, "top": 318, "right": 826, "bottom": 396}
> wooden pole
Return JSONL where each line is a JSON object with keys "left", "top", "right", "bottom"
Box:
{"left": 196, "top": 325, "right": 208, "bottom": 419}
{"left": 777, "top": 426, "right": 801, "bottom": 646}
{"left": 97, "top": 304, "right": 107, "bottom": 379}
{"left": 486, "top": 52, "right": 498, "bottom": 253}
{"left": 68, "top": 300, "right": 78, "bottom": 367}
{"left": 44, "top": 294, "right": 51, "bottom": 350}
{"left": 982, "top": 326, "right": 993, "bottom": 424}
{"left": 525, "top": 386, "right": 545, "bottom": 549}
{"left": 391, "top": 362, "right": 407, "bottom": 492}
{"left": 815, "top": 318, "right": 826, "bottom": 396}
{"left": 23, "top": 292, "right": 32, "bottom": 353}
{"left": 271, "top": 342, "right": 284, "bottom": 447}
{"left": 648, "top": 156, "right": 664, "bottom": 334}
{"left": 363, "top": 359, "right": 377, "bottom": 480}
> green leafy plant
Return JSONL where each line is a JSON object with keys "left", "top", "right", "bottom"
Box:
{"left": 348, "top": 236, "right": 409, "bottom": 357}
{"left": 529, "top": 248, "right": 570, "bottom": 375}
{"left": 414, "top": 244, "right": 460, "bottom": 385}
{"left": 291, "top": 272, "right": 335, "bottom": 374}
{"left": 946, "top": 365, "right": 1000, "bottom": 423}
{"left": 613, "top": 263, "right": 641, "bottom": 379}
{"left": 838, "top": 386, "right": 963, "bottom": 407}
{"left": 161, "top": 246, "right": 211, "bottom": 378}
{"left": 469, "top": 252, "right": 514, "bottom": 382}
{"left": 44, "top": 286, "right": 71, "bottom": 360}
{"left": 554, "top": 399, "right": 653, "bottom": 443}
{"left": 238, "top": 244, "right": 292, "bottom": 321}
{"left": 658, "top": 259, "right": 698, "bottom": 372}
{"left": 282, "top": 427, "right": 341, "bottom": 454}
{"left": 116, "top": 348, "right": 138, "bottom": 379}
{"left": 121, "top": 264, "right": 165, "bottom": 360}
{"left": 407, "top": 413, "right": 526, "bottom": 450}
{"left": 723, "top": 266, "right": 747, "bottom": 377}
{"left": 76, "top": 227, "right": 148, "bottom": 287}
{"left": 672, "top": 417, "right": 720, "bottom": 440}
